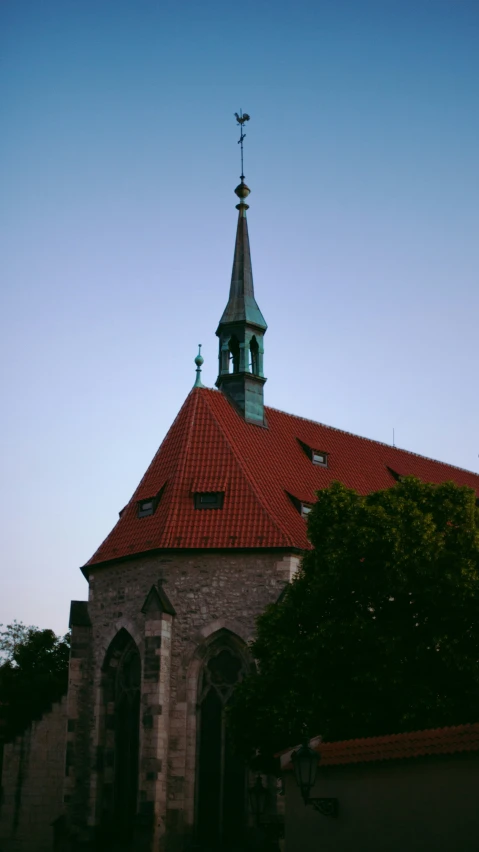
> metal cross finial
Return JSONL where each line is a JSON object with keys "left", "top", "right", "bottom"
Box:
{"left": 234, "top": 110, "right": 250, "bottom": 181}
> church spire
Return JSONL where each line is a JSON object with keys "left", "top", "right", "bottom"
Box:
{"left": 216, "top": 112, "right": 267, "bottom": 427}
{"left": 217, "top": 181, "right": 267, "bottom": 330}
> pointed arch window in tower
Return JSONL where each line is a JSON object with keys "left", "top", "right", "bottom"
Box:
{"left": 250, "top": 335, "right": 259, "bottom": 375}
{"left": 228, "top": 335, "right": 240, "bottom": 374}
{"left": 197, "top": 646, "right": 248, "bottom": 850}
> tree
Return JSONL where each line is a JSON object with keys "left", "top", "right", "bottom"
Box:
{"left": 228, "top": 478, "right": 479, "bottom": 760}
{"left": 0, "top": 622, "right": 70, "bottom": 741}
{"left": 0, "top": 620, "right": 37, "bottom": 662}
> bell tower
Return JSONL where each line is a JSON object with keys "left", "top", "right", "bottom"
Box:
{"left": 216, "top": 112, "right": 267, "bottom": 426}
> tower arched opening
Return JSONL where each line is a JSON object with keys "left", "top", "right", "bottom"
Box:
{"left": 228, "top": 335, "right": 240, "bottom": 373}
{"left": 250, "top": 335, "right": 259, "bottom": 375}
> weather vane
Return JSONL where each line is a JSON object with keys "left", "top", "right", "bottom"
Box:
{"left": 234, "top": 110, "right": 250, "bottom": 181}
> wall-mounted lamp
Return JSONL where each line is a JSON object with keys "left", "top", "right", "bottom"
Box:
{"left": 291, "top": 742, "right": 338, "bottom": 817}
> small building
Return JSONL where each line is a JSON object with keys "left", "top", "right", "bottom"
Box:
{"left": 280, "top": 723, "right": 479, "bottom": 852}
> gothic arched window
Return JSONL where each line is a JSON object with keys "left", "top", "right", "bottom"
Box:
{"left": 113, "top": 641, "right": 141, "bottom": 828}
{"left": 101, "top": 630, "right": 141, "bottom": 848}
{"left": 196, "top": 644, "right": 248, "bottom": 850}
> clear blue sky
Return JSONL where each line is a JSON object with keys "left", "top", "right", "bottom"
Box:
{"left": 1, "top": 0, "right": 478, "bottom": 635}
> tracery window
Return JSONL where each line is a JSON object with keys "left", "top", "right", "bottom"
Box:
{"left": 113, "top": 641, "right": 141, "bottom": 829}
{"left": 101, "top": 630, "right": 141, "bottom": 849}
{"left": 196, "top": 644, "right": 248, "bottom": 850}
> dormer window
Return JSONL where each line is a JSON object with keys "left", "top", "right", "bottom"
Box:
{"left": 194, "top": 492, "right": 225, "bottom": 510}
{"left": 300, "top": 502, "right": 312, "bottom": 518}
{"left": 286, "top": 491, "right": 314, "bottom": 519}
{"left": 138, "top": 500, "right": 155, "bottom": 518}
{"left": 137, "top": 483, "right": 166, "bottom": 518}
{"left": 312, "top": 450, "right": 328, "bottom": 467}
{"left": 297, "top": 439, "right": 328, "bottom": 467}
{"left": 386, "top": 466, "right": 403, "bottom": 482}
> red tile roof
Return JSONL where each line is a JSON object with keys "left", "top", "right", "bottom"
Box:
{"left": 281, "top": 723, "right": 479, "bottom": 769}
{"left": 85, "top": 387, "right": 479, "bottom": 569}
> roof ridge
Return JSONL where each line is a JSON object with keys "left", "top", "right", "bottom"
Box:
{"left": 129, "top": 392, "right": 197, "bottom": 501}
{"left": 85, "top": 390, "right": 202, "bottom": 565}
{"left": 264, "top": 403, "right": 479, "bottom": 481}
{"left": 202, "top": 388, "right": 478, "bottom": 480}
{"left": 201, "top": 391, "right": 294, "bottom": 546}
{"left": 163, "top": 389, "right": 201, "bottom": 547}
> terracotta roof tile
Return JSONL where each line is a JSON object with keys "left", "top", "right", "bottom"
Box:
{"left": 85, "top": 387, "right": 479, "bottom": 569}
{"left": 281, "top": 723, "right": 479, "bottom": 769}
{"left": 190, "top": 478, "right": 229, "bottom": 493}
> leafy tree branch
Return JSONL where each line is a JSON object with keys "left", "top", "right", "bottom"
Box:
{"left": 228, "top": 478, "right": 479, "bottom": 760}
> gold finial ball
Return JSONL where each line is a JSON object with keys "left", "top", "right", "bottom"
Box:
{"left": 234, "top": 182, "right": 251, "bottom": 200}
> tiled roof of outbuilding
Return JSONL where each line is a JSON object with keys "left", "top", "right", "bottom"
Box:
{"left": 84, "top": 386, "right": 479, "bottom": 569}
{"left": 280, "top": 723, "right": 479, "bottom": 769}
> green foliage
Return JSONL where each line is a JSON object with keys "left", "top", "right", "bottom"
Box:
{"left": 0, "top": 622, "right": 70, "bottom": 741}
{"left": 228, "top": 478, "right": 479, "bottom": 759}
{"left": 0, "top": 620, "right": 38, "bottom": 662}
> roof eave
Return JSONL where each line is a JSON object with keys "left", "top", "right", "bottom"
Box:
{"left": 81, "top": 544, "right": 304, "bottom": 578}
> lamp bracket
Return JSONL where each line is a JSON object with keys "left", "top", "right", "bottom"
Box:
{"left": 308, "top": 797, "right": 338, "bottom": 817}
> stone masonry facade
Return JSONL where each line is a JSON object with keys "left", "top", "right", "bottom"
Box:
{"left": 64, "top": 548, "right": 300, "bottom": 851}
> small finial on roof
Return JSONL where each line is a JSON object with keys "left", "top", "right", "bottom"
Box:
{"left": 194, "top": 344, "right": 205, "bottom": 388}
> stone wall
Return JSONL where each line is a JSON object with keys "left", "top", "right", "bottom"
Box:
{"left": 283, "top": 752, "right": 479, "bottom": 852}
{"left": 65, "top": 548, "right": 299, "bottom": 849}
{"left": 0, "top": 696, "right": 67, "bottom": 852}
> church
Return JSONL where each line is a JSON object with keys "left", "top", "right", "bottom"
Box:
{"left": 2, "top": 143, "right": 479, "bottom": 852}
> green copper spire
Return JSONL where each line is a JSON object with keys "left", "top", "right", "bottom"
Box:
{"left": 194, "top": 344, "right": 204, "bottom": 388}
{"left": 217, "top": 182, "right": 267, "bottom": 330}
{"left": 216, "top": 112, "right": 267, "bottom": 427}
